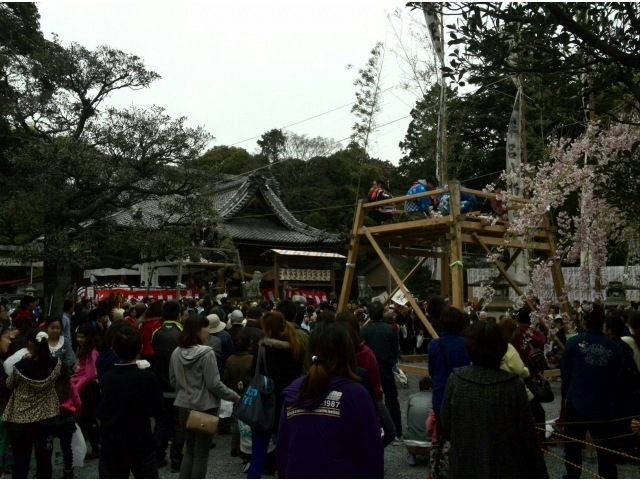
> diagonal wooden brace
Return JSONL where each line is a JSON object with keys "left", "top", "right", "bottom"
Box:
{"left": 384, "top": 257, "right": 427, "bottom": 306}
{"left": 471, "top": 248, "right": 523, "bottom": 317}
{"left": 471, "top": 233, "right": 565, "bottom": 351}
{"left": 471, "top": 232, "right": 536, "bottom": 313}
{"left": 363, "top": 227, "right": 439, "bottom": 339}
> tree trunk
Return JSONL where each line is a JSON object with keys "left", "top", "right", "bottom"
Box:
{"left": 43, "top": 260, "right": 73, "bottom": 318}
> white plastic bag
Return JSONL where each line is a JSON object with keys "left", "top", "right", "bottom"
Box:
{"left": 52, "top": 425, "right": 86, "bottom": 471}
{"left": 218, "top": 399, "right": 234, "bottom": 419}
{"left": 394, "top": 366, "right": 408, "bottom": 389}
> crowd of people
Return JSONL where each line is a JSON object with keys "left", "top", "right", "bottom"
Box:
{"left": 0, "top": 289, "right": 638, "bottom": 479}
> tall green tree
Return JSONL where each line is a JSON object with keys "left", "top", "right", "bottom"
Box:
{"left": 282, "top": 131, "right": 340, "bottom": 161}
{"left": 194, "top": 145, "right": 266, "bottom": 175}
{"left": 349, "top": 42, "right": 387, "bottom": 208}
{"left": 1, "top": 6, "right": 219, "bottom": 314}
{"left": 437, "top": 2, "right": 639, "bottom": 124}
{"left": 257, "top": 128, "right": 286, "bottom": 164}
{"left": 399, "top": 82, "right": 516, "bottom": 190}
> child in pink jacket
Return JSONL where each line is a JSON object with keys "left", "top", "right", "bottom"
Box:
{"left": 57, "top": 366, "right": 82, "bottom": 477}
{"left": 73, "top": 323, "right": 100, "bottom": 459}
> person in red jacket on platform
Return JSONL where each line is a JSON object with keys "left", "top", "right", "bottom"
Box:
{"left": 138, "top": 301, "right": 162, "bottom": 370}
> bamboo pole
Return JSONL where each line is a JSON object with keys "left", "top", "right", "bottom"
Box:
{"left": 338, "top": 200, "right": 366, "bottom": 312}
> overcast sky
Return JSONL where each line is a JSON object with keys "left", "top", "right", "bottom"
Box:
{"left": 37, "top": 2, "right": 435, "bottom": 165}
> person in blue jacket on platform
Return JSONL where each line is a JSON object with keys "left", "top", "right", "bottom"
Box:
{"left": 404, "top": 177, "right": 439, "bottom": 215}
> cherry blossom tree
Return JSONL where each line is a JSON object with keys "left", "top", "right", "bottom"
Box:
{"left": 480, "top": 119, "right": 640, "bottom": 340}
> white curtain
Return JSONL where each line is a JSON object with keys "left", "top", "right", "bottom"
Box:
{"left": 468, "top": 266, "right": 640, "bottom": 303}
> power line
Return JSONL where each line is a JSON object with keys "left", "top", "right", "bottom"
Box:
{"left": 460, "top": 169, "right": 504, "bottom": 184}
{"left": 211, "top": 113, "right": 413, "bottom": 187}
{"left": 227, "top": 83, "right": 405, "bottom": 147}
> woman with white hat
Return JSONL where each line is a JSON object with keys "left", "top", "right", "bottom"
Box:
{"left": 205, "top": 314, "right": 234, "bottom": 378}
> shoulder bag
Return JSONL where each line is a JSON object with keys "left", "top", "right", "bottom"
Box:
{"left": 524, "top": 374, "right": 554, "bottom": 403}
{"left": 232, "top": 346, "right": 276, "bottom": 432}
{"left": 181, "top": 363, "right": 219, "bottom": 435}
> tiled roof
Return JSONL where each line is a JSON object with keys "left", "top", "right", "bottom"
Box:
{"left": 108, "top": 173, "right": 342, "bottom": 247}
{"left": 226, "top": 218, "right": 339, "bottom": 245}
{"left": 214, "top": 173, "right": 341, "bottom": 246}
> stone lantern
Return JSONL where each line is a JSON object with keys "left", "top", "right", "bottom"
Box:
{"left": 603, "top": 281, "right": 629, "bottom": 308}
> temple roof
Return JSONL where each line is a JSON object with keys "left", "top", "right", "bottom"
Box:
{"left": 212, "top": 173, "right": 342, "bottom": 247}
{"left": 108, "top": 172, "right": 342, "bottom": 248}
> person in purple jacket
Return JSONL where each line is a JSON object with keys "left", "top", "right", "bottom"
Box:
{"left": 276, "top": 322, "right": 384, "bottom": 479}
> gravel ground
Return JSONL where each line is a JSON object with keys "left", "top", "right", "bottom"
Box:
{"left": 48, "top": 370, "right": 639, "bottom": 479}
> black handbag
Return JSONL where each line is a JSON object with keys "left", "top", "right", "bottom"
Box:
{"left": 524, "top": 374, "right": 554, "bottom": 403}
{"left": 232, "top": 346, "right": 276, "bottom": 432}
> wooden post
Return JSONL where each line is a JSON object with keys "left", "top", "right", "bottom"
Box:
{"left": 330, "top": 264, "right": 336, "bottom": 296}
{"left": 448, "top": 182, "right": 464, "bottom": 310}
{"left": 363, "top": 227, "right": 439, "bottom": 339}
{"left": 338, "top": 200, "right": 366, "bottom": 312}
{"left": 176, "top": 259, "right": 183, "bottom": 301}
{"left": 543, "top": 217, "right": 568, "bottom": 310}
{"left": 274, "top": 253, "right": 280, "bottom": 301}
{"left": 217, "top": 270, "right": 225, "bottom": 295}
{"left": 384, "top": 257, "right": 427, "bottom": 306}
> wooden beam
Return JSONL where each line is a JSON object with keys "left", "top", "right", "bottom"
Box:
{"left": 372, "top": 234, "right": 450, "bottom": 246}
{"left": 338, "top": 200, "right": 365, "bottom": 312}
{"left": 460, "top": 234, "right": 552, "bottom": 251}
{"left": 400, "top": 354, "right": 427, "bottom": 363}
{"left": 363, "top": 187, "right": 449, "bottom": 210}
{"left": 457, "top": 221, "right": 549, "bottom": 239}
{"left": 364, "top": 186, "right": 531, "bottom": 211}
{"left": 361, "top": 216, "right": 451, "bottom": 235}
{"left": 358, "top": 246, "right": 444, "bottom": 258}
{"left": 459, "top": 187, "right": 531, "bottom": 204}
{"left": 449, "top": 182, "right": 464, "bottom": 310}
{"left": 397, "top": 364, "right": 430, "bottom": 375}
{"left": 384, "top": 257, "right": 428, "bottom": 306}
{"left": 362, "top": 227, "right": 439, "bottom": 339}
{"left": 471, "top": 232, "right": 537, "bottom": 313}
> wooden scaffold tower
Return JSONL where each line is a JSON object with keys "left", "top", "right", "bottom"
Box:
{"left": 337, "top": 181, "right": 567, "bottom": 347}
